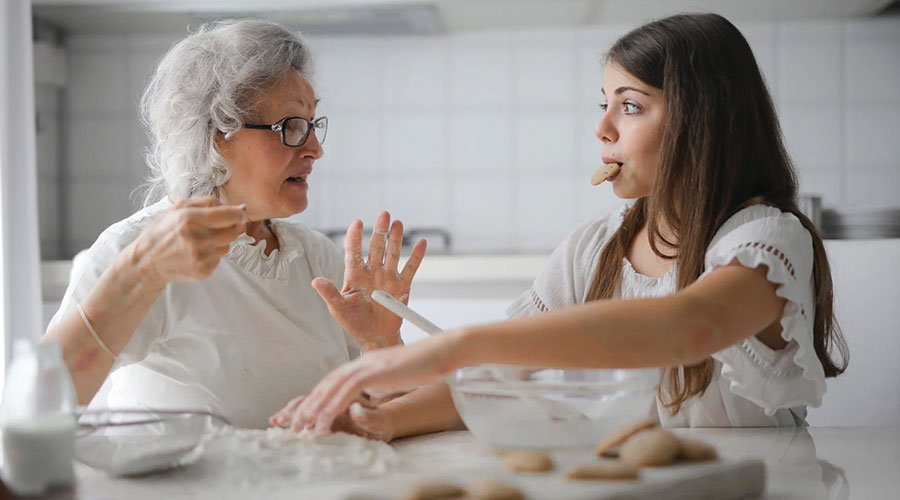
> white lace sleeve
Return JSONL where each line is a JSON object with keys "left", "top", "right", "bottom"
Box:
{"left": 506, "top": 206, "right": 627, "bottom": 318}
{"left": 47, "top": 206, "right": 168, "bottom": 367}
{"left": 703, "top": 205, "right": 825, "bottom": 415}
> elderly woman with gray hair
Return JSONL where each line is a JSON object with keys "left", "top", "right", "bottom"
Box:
{"left": 42, "top": 19, "right": 425, "bottom": 429}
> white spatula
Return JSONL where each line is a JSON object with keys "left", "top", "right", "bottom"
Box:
{"left": 372, "top": 290, "right": 442, "bottom": 335}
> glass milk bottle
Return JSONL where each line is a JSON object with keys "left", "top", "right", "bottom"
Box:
{"left": 1, "top": 340, "right": 77, "bottom": 496}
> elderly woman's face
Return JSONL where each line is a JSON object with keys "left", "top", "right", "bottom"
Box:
{"left": 217, "top": 71, "right": 323, "bottom": 220}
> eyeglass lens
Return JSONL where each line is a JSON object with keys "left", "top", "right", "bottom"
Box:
{"left": 283, "top": 117, "right": 327, "bottom": 146}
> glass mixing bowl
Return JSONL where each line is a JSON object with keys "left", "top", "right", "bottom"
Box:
{"left": 74, "top": 409, "right": 229, "bottom": 476}
{"left": 448, "top": 365, "right": 660, "bottom": 449}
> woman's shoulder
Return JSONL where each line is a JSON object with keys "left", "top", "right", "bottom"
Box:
{"left": 707, "top": 203, "right": 815, "bottom": 278}
{"left": 61, "top": 200, "right": 172, "bottom": 318}
{"left": 567, "top": 203, "right": 630, "bottom": 250}
{"left": 711, "top": 204, "right": 810, "bottom": 248}
{"left": 87, "top": 199, "right": 172, "bottom": 259}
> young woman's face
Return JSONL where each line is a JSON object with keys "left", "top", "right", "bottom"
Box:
{"left": 595, "top": 62, "right": 666, "bottom": 199}
{"left": 217, "top": 71, "right": 323, "bottom": 221}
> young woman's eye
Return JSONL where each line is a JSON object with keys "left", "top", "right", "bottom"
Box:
{"left": 623, "top": 102, "right": 641, "bottom": 114}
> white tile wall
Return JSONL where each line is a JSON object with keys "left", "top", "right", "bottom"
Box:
{"left": 318, "top": 111, "right": 384, "bottom": 173}
{"left": 846, "top": 105, "right": 900, "bottom": 171}
{"left": 448, "top": 36, "right": 511, "bottom": 107}
{"left": 447, "top": 110, "right": 512, "bottom": 174}
{"left": 67, "top": 116, "right": 131, "bottom": 177}
{"left": 383, "top": 175, "right": 451, "bottom": 229}
{"left": 383, "top": 38, "right": 447, "bottom": 109}
{"left": 846, "top": 172, "right": 900, "bottom": 209}
{"left": 67, "top": 178, "right": 135, "bottom": 252}
{"left": 514, "top": 110, "right": 578, "bottom": 174}
{"left": 796, "top": 170, "right": 844, "bottom": 207}
{"left": 37, "top": 178, "right": 60, "bottom": 259}
{"left": 316, "top": 175, "right": 385, "bottom": 230}
{"left": 36, "top": 84, "right": 62, "bottom": 259}
{"left": 513, "top": 37, "right": 577, "bottom": 106}
{"left": 67, "top": 50, "right": 129, "bottom": 114}
{"left": 513, "top": 175, "right": 578, "bottom": 250}
{"left": 314, "top": 40, "right": 382, "bottom": 110}
{"left": 384, "top": 112, "right": 445, "bottom": 173}
{"left": 778, "top": 39, "right": 842, "bottom": 103}
{"left": 449, "top": 176, "right": 514, "bottom": 252}
{"left": 778, "top": 104, "right": 843, "bottom": 171}
{"left": 45, "top": 17, "right": 900, "bottom": 257}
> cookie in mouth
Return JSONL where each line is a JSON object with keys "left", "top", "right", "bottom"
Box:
{"left": 590, "top": 163, "right": 621, "bottom": 186}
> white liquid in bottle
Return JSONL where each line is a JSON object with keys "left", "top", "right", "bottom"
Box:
{"left": 2, "top": 414, "right": 76, "bottom": 495}
{"left": 1, "top": 340, "right": 77, "bottom": 496}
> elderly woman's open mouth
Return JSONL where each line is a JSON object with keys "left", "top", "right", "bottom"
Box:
{"left": 285, "top": 172, "right": 310, "bottom": 187}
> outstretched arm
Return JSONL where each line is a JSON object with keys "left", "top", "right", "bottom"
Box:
{"left": 293, "top": 261, "right": 785, "bottom": 432}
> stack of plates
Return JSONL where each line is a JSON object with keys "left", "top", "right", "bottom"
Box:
{"left": 821, "top": 206, "right": 900, "bottom": 239}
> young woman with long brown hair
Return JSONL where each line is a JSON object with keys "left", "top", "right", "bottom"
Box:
{"left": 272, "top": 12, "right": 849, "bottom": 437}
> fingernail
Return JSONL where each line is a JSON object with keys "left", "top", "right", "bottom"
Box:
{"left": 237, "top": 203, "right": 246, "bottom": 210}
{"left": 314, "top": 416, "right": 331, "bottom": 434}
{"left": 349, "top": 403, "right": 366, "bottom": 421}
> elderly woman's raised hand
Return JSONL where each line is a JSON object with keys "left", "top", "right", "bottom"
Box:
{"left": 132, "top": 196, "right": 247, "bottom": 283}
{"left": 312, "top": 211, "right": 426, "bottom": 351}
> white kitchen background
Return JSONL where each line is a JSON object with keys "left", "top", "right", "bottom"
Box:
{"left": 34, "top": 15, "right": 900, "bottom": 258}
{"left": 23, "top": 2, "right": 900, "bottom": 427}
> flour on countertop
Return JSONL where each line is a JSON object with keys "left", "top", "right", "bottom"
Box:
{"left": 197, "top": 426, "right": 398, "bottom": 487}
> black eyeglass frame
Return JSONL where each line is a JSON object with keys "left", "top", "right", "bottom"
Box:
{"left": 243, "top": 116, "right": 328, "bottom": 148}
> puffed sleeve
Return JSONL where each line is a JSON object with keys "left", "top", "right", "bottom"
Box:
{"left": 506, "top": 205, "right": 628, "bottom": 318}
{"left": 702, "top": 205, "right": 826, "bottom": 415}
{"left": 47, "top": 208, "right": 168, "bottom": 367}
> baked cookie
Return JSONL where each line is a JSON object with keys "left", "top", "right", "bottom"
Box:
{"left": 565, "top": 460, "right": 640, "bottom": 481}
{"left": 678, "top": 438, "right": 718, "bottom": 462}
{"left": 590, "top": 162, "right": 621, "bottom": 185}
{"left": 402, "top": 481, "right": 466, "bottom": 500}
{"left": 466, "top": 478, "right": 525, "bottom": 500}
{"left": 594, "top": 418, "right": 659, "bottom": 457}
{"left": 619, "top": 428, "right": 681, "bottom": 467}
{"left": 498, "top": 449, "right": 554, "bottom": 473}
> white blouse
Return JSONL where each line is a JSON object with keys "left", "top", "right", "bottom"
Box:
{"left": 48, "top": 199, "right": 359, "bottom": 429}
{"left": 507, "top": 204, "right": 823, "bottom": 427}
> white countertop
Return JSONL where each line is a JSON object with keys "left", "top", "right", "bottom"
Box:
{"left": 40, "top": 254, "right": 549, "bottom": 301}
{"left": 53, "top": 426, "right": 899, "bottom": 499}
{"left": 40, "top": 238, "right": 900, "bottom": 298}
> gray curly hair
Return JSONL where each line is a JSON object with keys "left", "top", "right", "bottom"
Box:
{"left": 139, "top": 19, "right": 313, "bottom": 205}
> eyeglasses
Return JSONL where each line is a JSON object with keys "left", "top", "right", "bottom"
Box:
{"left": 243, "top": 116, "right": 328, "bottom": 148}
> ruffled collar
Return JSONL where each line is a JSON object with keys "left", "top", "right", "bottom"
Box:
{"left": 621, "top": 257, "right": 677, "bottom": 285}
{"left": 226, "top": 220, "right": 305, "bottom": 280}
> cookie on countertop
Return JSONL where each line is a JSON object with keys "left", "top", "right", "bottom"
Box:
{"left": 498, "top": 449, "right": 554, "bottom": 474}
{"left": 594, "top": 418, "right": 659, "bottom": 457}
{"left": 619, "top": 428, "right": 681, "bottom": 467}
{"left": 566, "top": 460, "right": 640, "bottom": 481}
{"left": 466, "top": 478, "right": 525, "bottom": 500}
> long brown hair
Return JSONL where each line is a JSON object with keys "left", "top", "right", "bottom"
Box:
{"left": 585, "top": 13, "right": 848, "bottom": 414}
